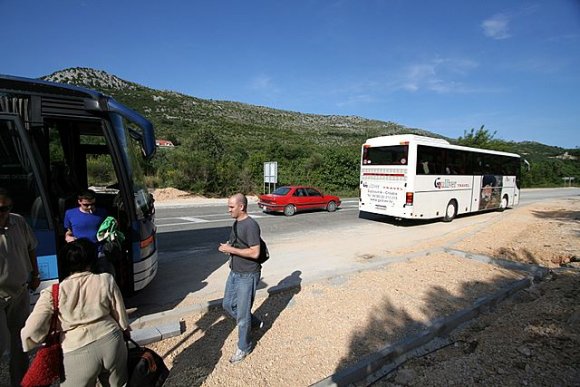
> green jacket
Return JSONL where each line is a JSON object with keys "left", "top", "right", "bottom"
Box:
{"left": 96, "top": 216, "right": 125, "bottom": 244}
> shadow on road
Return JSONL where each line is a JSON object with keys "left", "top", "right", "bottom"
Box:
{"left": 358, "top": 209, "right": 500, "bottom": 227}
{"left": 358, "top": 210, "right": 439, "bottom": 227}
{"left": 125, "top": 226, "right": 232, "bottom": 317}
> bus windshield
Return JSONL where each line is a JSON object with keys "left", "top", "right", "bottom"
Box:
{"left": 362, "top": 145, "right": 408, "bottom": 166}
{"left": 110, "top": 112, "right": 154, "bottom": 219}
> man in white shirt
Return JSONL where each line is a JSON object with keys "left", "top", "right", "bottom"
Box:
{"left": 0, "top": 188, "right": 40, "bottom": 386}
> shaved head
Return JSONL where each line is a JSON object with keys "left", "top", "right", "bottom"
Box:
{"left": 231, "top": 193, "right": 247, "bottom": 212}
{"left": 227, "top": 193, "right": 248, "bottom": 220}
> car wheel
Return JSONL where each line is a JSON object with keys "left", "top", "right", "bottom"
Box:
{"left": 284, "top": 204, "right": 296, "bottom": 216}
{"left": 443, "top": 200, "right": 457, "bottom": 222}
{"left": 326, "top": 201, "right": 337, "bottom": 212}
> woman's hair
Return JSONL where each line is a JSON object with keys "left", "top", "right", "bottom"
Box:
{"left": 61, "top": 238, "right": 97, "bottom": 274}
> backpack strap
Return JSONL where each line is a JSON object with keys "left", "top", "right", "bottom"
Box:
{"left": 233, "top": 221, "right": 250, "bottom": 248}
{"left": 49, "top": 284, "right": 60, "bottom": 337}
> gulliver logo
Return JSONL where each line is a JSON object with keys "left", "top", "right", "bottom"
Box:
{"left": 434, "top": 177, "right": 457, "bottom": 189}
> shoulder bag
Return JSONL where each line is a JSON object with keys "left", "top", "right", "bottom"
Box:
{"left": 127, "top": 337, "right": 169, "bottom": 387}
{"left": 21, "top": 284, "right": 65, "bottom": 387}
{"left": 233, "top": 221, "right": 270, "bottom": 264}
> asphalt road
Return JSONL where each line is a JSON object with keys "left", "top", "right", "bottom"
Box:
{"left": 124, "top": 188, "right": 579, "bottom": 318}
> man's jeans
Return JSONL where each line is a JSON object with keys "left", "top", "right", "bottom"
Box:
{"left": 222, "top": 270, "right": 261, "bottom": 352}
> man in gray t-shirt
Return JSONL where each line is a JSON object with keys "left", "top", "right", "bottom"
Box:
{"left": 218, "top": 193, "right": 263, "bottom": 364}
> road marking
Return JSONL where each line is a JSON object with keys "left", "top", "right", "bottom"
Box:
{"left": 247, "top": 212, "right": 265, "bottom": 218}
{"left": 158, "top": 208, "right": 360, "bottom": 228}
{"left": 179, "top": 217, "right": 209, "bottom": 223}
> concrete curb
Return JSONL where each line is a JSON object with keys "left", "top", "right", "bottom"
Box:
{"left": 129, "top": 280, "right": 305, "bottom": 330}
{"left": 131, "top": 321, "right": 185, "bottom": 346}
{"left": 444, "top": 248, "right": 549, "bottom": 280}
{"left": 128, "top": 249, "right": 437, "bottom": 331}
{"left": 311, "top": 257, "right": 549, "bottom": 387}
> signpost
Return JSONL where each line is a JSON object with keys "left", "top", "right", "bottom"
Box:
{"left": 264, "top": 161, "right": 278, "bottom": 194}
{"left": 562, "top": 177, "right": 575, "bottom": 187}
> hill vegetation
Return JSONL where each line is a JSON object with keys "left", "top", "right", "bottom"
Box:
{"left": 43, "top": 68, "right": 579, "bottom": 196}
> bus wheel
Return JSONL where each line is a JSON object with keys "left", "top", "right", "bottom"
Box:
{"left": 443, "top": 200, "right": 457, "bottom": 222}
{"left": 499, "top": 195, "right": 508, "bottom": 212}
{"left": 284, "top": 204, "right": 296, "bottom": 216}
{"left": 326, "top": 201, "right": 337, "bottom": 212}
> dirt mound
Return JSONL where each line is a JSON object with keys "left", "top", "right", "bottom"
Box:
{"left": 151, "top": 188, "right": 196, "bottom": 202}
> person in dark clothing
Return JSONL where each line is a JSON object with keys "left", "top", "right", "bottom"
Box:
{"left": 218, "top": 193, "right": 264, "bottom": 364}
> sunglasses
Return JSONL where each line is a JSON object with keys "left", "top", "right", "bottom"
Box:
{"left": 0, "top": 205, "right": 12, "bottom": 213}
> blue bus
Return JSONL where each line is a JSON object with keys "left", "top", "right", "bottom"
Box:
{"left": 0, "top": 75, "right": 158, "bottom": 296}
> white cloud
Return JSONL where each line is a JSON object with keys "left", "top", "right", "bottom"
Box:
{"left": 482, "top": 13, "right": 511, "bottom": 40}
{"left": 250, "top": 75, "right": 275, "bottom": 91}
{"left": 396, "top": 58, "right": 483, "bottom": 94}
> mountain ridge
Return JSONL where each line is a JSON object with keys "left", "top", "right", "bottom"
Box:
{"left": 41, "top": 67, "right": 439, "bottom": 144}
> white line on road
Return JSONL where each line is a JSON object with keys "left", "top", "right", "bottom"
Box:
{"left": 157, "top": 207, "right": 359, "bottom": 228}
{"left": 179, "top": 217, "right": 209, "bottom": 223}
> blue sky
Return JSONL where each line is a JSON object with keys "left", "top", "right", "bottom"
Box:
{"left": 2, "top": 0, "right": 579, "bottom": 148}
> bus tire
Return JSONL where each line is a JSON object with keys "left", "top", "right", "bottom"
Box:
{"left": 284, "top": 204, "right": 296, "bottom": 216}
{"left": 443, "top": 200, "right": 457, "bottom": 222}
{"left": 499, "top": 195, "right": 509, "bottom": 212}
{"left": 326, "top": 201, "right": 337, "bottom": 212}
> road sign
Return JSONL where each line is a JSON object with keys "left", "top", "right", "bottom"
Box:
{"left": 264, "top": 161, "right": 278, "bottom": 183}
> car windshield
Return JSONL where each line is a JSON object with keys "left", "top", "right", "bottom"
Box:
{"left": 272, "top": 187, "right": 291, "bottom": 195}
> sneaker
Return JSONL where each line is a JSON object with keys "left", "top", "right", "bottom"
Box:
{"left": 229, "top": 348, "right": 251, "bottom": 364}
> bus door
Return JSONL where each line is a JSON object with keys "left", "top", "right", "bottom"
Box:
{"left": 472, "top": 154, "right": 503, "bottom": 211}
{"left": 0, "top": 114, "right": 60, "bottom": 300}
{"left": 46, "top": 117, "right": 135, "bottom": 293}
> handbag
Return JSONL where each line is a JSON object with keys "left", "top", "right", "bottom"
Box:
{"left": 21, "top": 284, "right": 65, "bottom": 387}
{"left": 126, "top": 337, "right": 169, "bottom": 387}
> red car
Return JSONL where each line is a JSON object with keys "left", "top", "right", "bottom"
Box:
{"left": 258, "top": 186, "right": 341, "bottom": 216}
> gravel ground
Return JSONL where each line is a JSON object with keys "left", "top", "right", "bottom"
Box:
{"left": 1, "top": 195, "right": 578, "bottom": 387}
{"left": 374, "top": 198, "right": 580, "bottom": 387}
{"left": 147, "top": 196, "right": 580, "bottom": 386}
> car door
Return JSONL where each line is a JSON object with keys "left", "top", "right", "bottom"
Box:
{"left": 305, "top": 187, "right": 325, "bottom": 209}
{"left": 292, "top": 188, "right": 308, "bottom": 211}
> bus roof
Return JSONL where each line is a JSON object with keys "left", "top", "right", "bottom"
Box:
{"left": 364, "top": 134, "right": 520, "bottom": 158}
{"left": 0, "top": 74, "right": 157, "bottom": 159}
{"left": 0, "top": 74, "right": 104, "bottom": 100}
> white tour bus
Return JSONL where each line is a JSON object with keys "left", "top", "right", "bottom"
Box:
{"left": 359, "top": 134, "right": 522, "bottom": 221}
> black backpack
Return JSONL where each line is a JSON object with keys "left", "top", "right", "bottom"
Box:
{"left": 233, "top": 221, "right": 270, "bottom": 264}
{"left": 127, "top": 338, "right": 169, "bottom": 387}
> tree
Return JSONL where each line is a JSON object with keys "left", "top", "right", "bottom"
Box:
{"left": 457, "top": 125, "right": 497, "bottom": 149}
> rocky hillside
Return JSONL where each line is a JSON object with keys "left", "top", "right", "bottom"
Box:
{"left": 40, "top": 67, "right": 437, "bottom": 146}
{"left": 44, "top": 67, "right": 138, "bottom": 91}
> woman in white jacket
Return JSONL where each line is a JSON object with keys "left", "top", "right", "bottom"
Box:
{"left": 21, "top": 239, "right": 130, "bottom": 386}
